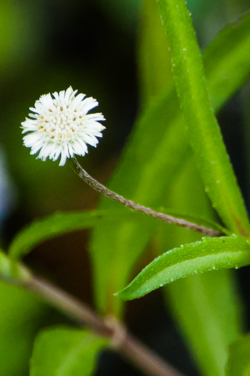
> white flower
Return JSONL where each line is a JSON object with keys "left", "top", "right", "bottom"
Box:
{"left": 21, "top": 86, "right": 105, "bottom": 166}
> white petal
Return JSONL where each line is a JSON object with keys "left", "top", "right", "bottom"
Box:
{"left": 22, "top": 87, "right": 105, "bottom": 165}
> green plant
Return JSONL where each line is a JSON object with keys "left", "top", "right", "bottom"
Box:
{"left": 1, "top": 0, "right": 250, "bottom": 375}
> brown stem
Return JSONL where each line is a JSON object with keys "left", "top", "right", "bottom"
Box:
{"left": 69, "top": 156, "right": 222, "bottom": 237}
{"left": 28, "top": 276, "right": 112, "bottom": 337}
{"left": 21, "top": 275, "right": 185, "bottom": 376}
{"left": 119, "top": 331, "right": 185, "bottom": 376}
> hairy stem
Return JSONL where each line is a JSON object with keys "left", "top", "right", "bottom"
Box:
{"left": 69, "top": 156, "right": 222, "bottom": 237}
{"left": 20, "top": 274, "right": 184, "bottom": 376}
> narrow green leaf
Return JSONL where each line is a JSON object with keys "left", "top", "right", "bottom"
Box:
{"left": 158, "top": 0, "right": 250, "bottom": 236}
{"left": 226, "top": 334, "right": 250, "bottom": 376}
{"left": 90, "top": 11, "right": 250, "bottom": 315}
{"left": 161, "top": 160, "right": 243, "bottom": 376}
{"left": 138, "top": 0, "right": 172, "bottom": 103}
{"left": 168, "top": 273, "right": 243, "bottom": 376}
{"left": 8, "top": 210, "right": 145, "bottom": 260}
{"left": 204, "top": 12, "right": 250, "bottom": 112}
{"left": 117, "top": 235, "right": 250, "bottom": 301}
{"left": 30, "top": 327, "right": 108, "bottom": 376}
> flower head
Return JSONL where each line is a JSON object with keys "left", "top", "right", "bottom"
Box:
{"left": 21, "top": 87, "right": 105, "bottom": 166}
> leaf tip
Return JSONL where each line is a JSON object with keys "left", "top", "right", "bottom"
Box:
{"left": 114, "top": 287, "right": 134, "bottom": 301}
{"left": 114, "top": 290, "right": 126, "bottom": 301}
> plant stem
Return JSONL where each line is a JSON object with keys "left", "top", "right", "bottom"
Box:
{"left": 69, "top": 156, "right": 222, "bottom": 237}
{"left": 23, "top": 274, "right": 185, "bottom": 376}
{"left": 28, "top": 276, "right": 112, "bottom": 337}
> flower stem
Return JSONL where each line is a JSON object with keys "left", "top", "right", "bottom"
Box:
{"left": 69, "top": 156, "right": 222, "bottom": 237}
{"left": 20, "top": 274, "right": 185, "bottom": 376}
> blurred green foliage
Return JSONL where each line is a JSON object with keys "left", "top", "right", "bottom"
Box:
{"left": 0, "top": 1, "right": 46, "bottom": 76}
{"left": 30, "top": 327, "right": 108, "bottom": 376}
{"left": 226, "top": 334, "right": 250, "bottom": 376}
{"left": 0, "top": 283, "right": 50, "bottom": 376}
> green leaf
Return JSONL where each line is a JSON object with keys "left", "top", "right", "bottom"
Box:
{"left": 8, "top": 210, "right": 145, "bottom": 260}
{"left": 0, "top": 251, "right": 52, "bottom": 376}
{"left": 0, "top": 282, "right": 50, "bottom": 376}
{"left": 0, "top": 250, "right": 31, "bottom": 282}
{"left": 138, "top": 0, "right": 172, "bottom": 103}
{"left": 30, "top": 327, "right": 108, "bottom": 376}
{"left": 90, "top": 11, "right": 250, "bottom": 315}
{"left": 204, "top": 12, "right": 250, "bottom": 112}
{"left": 161, "top": 160, "right": 243, "bottom": 376}
{"left": 226, "top": 334, "right": 250, "bottom": 376}
{"left": 157, "top": 0, "right": 250, "bottom": 236}
{"left": 117, "top": 235, "right": 250, "bottom": 301}
{"left": 168, "top": 273, "right": 243, "bottom": 376}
